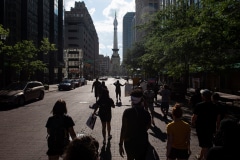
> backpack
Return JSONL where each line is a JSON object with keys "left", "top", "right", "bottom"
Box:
{"left": 47, "top": 116, "right": 69, "bottom": 149}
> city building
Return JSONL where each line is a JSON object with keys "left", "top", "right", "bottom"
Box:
{"left": 98, "top": 55, "right": 110, "bottom": 76}
{"left": 0, "top": 0, "right": 64, "bottom": 85}
{"left": 122, "top": 12, "right": 135, "bottom": 62}
{"left": 64, "top": 1, "right": 99, "bottom": 80}
{"left": 135, "top": 0, "right": 159, "bottom": 42}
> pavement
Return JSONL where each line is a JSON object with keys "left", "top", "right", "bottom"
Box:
{"left": 46, "top": 81, "right": 201, "bottom": 160}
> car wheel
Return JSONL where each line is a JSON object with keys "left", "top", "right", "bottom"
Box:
{"left": 18, "top": 97, "right": 25, "bottom": 106}
{"left": 39, "top": 91, "right": 44, "bottom": 100}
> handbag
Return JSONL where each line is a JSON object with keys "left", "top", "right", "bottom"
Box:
{"left": 86, "top": 114, "right": 97, "bottom": 130}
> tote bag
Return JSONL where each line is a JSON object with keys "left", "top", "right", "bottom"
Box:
{"left": 86, "top": 114, "right": 97, "bottom": 130}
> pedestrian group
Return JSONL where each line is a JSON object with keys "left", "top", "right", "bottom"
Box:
{"left": 45, "top": 78, "right": 240, "bottom": 160}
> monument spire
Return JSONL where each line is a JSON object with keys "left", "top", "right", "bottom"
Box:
{"left": 110, "top": 11, "right": 120, "bottom": 76}
{"left": 112, "top": 11, "right": 119, "bottom": 54}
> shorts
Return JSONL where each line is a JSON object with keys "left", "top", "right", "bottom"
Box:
{"left": 99, "top": 112, "right": 111, "bottom": 122}
{"left": 196, "top": 130, "right": 214, "bottom": 148}
{"left": 168, "top": 147, "right": 189, "bottom": 159}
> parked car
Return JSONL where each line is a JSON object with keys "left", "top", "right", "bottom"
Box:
{"left": 58, "top": 79, "right": 75, "bottom": 91}
{"left": 80, "top": 77, "right": 86, "bottom": 86}
{"left": 99, "top": 76, "right": 108, "bottom": 81}
{"left": 0, "top": 81, "right": 45, "bottom": 106}
{"left": 72, "top": 79, "right": 80, "bottom": 87}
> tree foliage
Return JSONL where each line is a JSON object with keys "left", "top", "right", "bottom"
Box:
{"left": 1, "top": 37, "right": 56, "bottom": 80}
{"left": 128, "top": 0, "right": 240, "bottom": 80}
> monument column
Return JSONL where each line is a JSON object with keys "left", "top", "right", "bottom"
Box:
{"left": 110, "top": 12, "right": 120, "bottom": 76}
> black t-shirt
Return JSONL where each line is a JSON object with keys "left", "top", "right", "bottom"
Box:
{"left": 122, "top": 106, "right": 151, "bottom": 142}
{"left": 46, "top": 115, "right": 75, "bottom": 139}
{"left": 193, "top": 101, "right": 219, "bottom": 132}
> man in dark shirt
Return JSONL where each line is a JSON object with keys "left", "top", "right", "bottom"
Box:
{"left": 119, "top": 88, "right": 151, "bottom": 160}
{"left": 191, "top": 89, "right": 220, "bottom": 160}
{"left": 113, "top": 80, "right": 125, "bottom": 103}
{"left": 91, "top": 78, "right": 101, "bottom": 102}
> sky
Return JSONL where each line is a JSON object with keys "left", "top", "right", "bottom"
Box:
{"left": 64, "top": 0, "right": 135, "bottom": 62}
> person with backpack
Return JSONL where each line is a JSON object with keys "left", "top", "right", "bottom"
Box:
{"left": 46, "top": 99, "right": 77, "bottom": 160}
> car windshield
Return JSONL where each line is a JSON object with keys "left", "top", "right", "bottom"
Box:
{"left": 4, "top": 82, "right": 27, "bottom": 90}
{"left": 62, "top": 80, "right": 71, "bottom": 83}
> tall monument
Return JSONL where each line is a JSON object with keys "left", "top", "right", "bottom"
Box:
{"left": 110, "top": 12, "right": 120, "bottom": 76}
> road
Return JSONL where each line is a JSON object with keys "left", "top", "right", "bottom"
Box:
{"left": 0, "top": 78, "right": 201, "bottom": 160}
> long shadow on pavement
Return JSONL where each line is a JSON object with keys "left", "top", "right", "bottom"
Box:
{"left": 100, "top": 141, "right": 112, "bottom": 160}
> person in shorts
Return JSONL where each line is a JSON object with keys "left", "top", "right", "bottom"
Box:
{"left": 166, "top": 103, "right": 191, "bottom": 160}
{"left": 46, "top": 99, "right": 77, "bottom": 160}
{"left": 191, "top": 89, "right": 219, "bottom": 160}
{"left": 93, "top": 89, "right": 115, "bottom": 144}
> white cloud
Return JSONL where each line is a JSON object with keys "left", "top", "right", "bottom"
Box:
{"left": 64, "top": 1, "right": 74, "bottom": 11}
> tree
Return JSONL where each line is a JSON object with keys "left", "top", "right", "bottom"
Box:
{"left": 123, "top": 42, "right": 146, "bottom": 77}
{"left": 1, "top": 38, "right": 56, "bottom": 81}
{"left": 141, "top": 0, "right": 240, "bottom": 86}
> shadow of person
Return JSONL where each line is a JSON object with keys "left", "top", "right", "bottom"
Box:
{"left": 149, "top": 125, "right": 167, "bottom": 142}
{"left": 145, "top": 143, "right": 160, "bottom": 160}
{"left": 100, "top": 141, "right": 112, "bottom": 160}
{"left": 153, "top": 111, "right": 172, "bottom": 124}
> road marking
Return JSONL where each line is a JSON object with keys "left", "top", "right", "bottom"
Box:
{"left": 79, "top": 102, "right": 89, "bottom": 104}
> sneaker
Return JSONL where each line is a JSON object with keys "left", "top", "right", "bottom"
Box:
{"left": 108, "top": 135, "right": 112, "bottom": 140}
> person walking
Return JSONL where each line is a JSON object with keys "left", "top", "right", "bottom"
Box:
{"left": 211, "top": 92, "right": 227, "bottom": 131}
{"left": 91, "top": 78, "right": 102, "bottom": 102}
{"left": 113, "top": 80, "right": 125, "bottom": 103}
{"left": 46, "top": 99, "right": 77, "bottom": 160}
{"left": 206, "top": 118, "right": 240, "bottom": 160}
{"left": 98, "top": 81, "right": 108, "bottom": 98}
{"left": 159, "top": 84, "right": 171, "bottom": 119}
{"left": 191, "top": 89, "right": 220, "bottom": 160}
{"left": 189, "top": 88, "right": 202, "bottom": 111}
{"left": 119, "top": 88, "right": 151, "bottom": 160}
{"left": 166, "top": 103, "right": 191, "bottom": 160}
{"left": 93, "top": 89, "right": 115, "bottom": 144}
{"left": 143, "top": 83, "right": 156, "bottom": 126}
